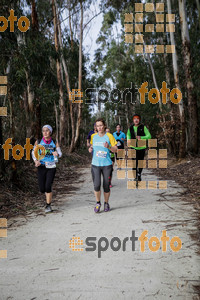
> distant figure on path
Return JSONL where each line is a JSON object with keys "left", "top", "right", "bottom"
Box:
{"left": 113, "top": 124, "right": 126, "bottom": 164}
{"left": 127, "top": 114, "right": 151, "bottom": 181}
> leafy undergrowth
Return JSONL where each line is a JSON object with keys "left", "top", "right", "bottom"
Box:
{"left": 0, "top": 148, "right": 91, "bottom": 219}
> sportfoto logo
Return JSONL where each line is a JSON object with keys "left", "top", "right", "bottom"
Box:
{"left": 69, "top": 230, "right": 182, "bottom": 258}
{"left": 69, "top": 81, "right": 182, "bottom": 105}
{"left": 1, "top": 138, "right": 47, "bottom": 161}
{"left": 0, "top": 9, "right": 30, "bottom": 32}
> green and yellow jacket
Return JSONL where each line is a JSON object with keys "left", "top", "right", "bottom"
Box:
{"left": 127, "top": 124, "right": 151, "bottom": 150}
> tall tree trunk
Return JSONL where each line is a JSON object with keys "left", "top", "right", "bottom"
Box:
{"left": 7, "top": 83, "right": 17, "bottom": 182}
{"left": 52, "top": 0, "right": 66, "bottom": 146}
{"left": 68, "top": 0, "right": 74, "bottom": 50}
{"left": 74, "top": 0, "right": 83, "bottom": 150}
{"left": 146, "top": 53, "right": 168, "bottom": 146}
{"left": 54, "top": 101, "right": 59, "bottom": 142}
{"left": 179, "top": 0, "right": 199, "bottom": 154}
{"left": 167, "top": 0, "right": 186, "bottom": 158}
{"left": 24, "top": 69, "right": 34, "bottom": 138}
{"left": 55, "top": 0, "right": 74, "bottom": 149}
{"left": 196, "top": 0, "right": 200, "bottom": 27}
{"left": 31, "top": 0, "right": 39, "bottom": 31}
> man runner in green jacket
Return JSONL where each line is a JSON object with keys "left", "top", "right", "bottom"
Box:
{"left": 127, "top": 114, "right": 151, "bottom": 181}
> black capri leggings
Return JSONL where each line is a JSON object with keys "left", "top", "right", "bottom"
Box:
{"left": 37, "top": 166, "right": 56, "bottom": 193}
{"left": 91, "top": 164, "right": 113, "bottom": 193}
{"left": 132, "top": 149, "right": 146, "bottom": 175}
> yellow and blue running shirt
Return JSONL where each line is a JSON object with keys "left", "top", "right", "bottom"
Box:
{"left": 90, "top": 132, "right": 117, "bottom": 166}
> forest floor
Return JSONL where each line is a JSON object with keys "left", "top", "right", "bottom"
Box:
{"left": 0, "top": 156, "right": 200, "bottom": 299}
{"left": 0, "top": 148, "right": 91, "bottom": 220}
{"left": 154, "top": 154, "right": 200, "bottom": 250}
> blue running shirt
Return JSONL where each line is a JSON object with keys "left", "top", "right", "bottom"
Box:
{"left": 90, "top": 132, "right": 117, "bottom": 166}
{"left": 113, "top": 131, "right": 126, "bottom": 144}
{"left": 39, "top": 139, "right": 57, "bottom": 165}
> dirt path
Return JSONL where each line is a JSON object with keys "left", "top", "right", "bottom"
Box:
{"left": 0, "top": 167, "right": 200, "bottom": 300}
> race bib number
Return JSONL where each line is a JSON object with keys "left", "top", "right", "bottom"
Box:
{"left": 96, "top": 151, "right": 107, "bottom": 158}
{"left": 117, "top": 141, "right": 122, "bottom": 147}
{"left": 45, "top": 162, "right": 56, "bottom": 168}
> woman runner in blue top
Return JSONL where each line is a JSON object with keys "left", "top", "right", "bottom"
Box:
{"left": 89, "top": 118, "right": 117, "bottom": 213}
{"left": 32, "top": 125, "right": 62, "bottom": 213}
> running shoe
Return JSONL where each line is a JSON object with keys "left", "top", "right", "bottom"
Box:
{"left": 109, "top": 184, "right": 113, "bottom": 188}
{"left": 45, "top": 204, "right": 52, "bottom": 213}
{"left": 104, "top": 202, "right": 110, "bottom": 212}
{"left": 94, "top": 202, "right": 101, "bottom": 213}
